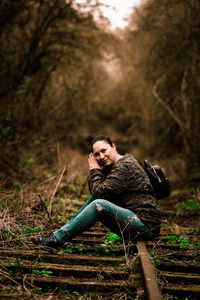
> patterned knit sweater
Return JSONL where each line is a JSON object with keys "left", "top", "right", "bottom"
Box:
{"left": 88, "top": 154, "right": 161, "bottom": 233}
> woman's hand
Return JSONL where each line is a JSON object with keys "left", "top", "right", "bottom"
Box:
{"left": 88, "top": 153, "right": 102, "bottom": 170}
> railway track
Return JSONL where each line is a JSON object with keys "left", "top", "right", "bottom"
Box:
{"left": 0, "top": 219, "right": 199, "bottom": 299}
{"left": 0, "top": 225, "right": 145, "bottom": 299}
{"left": 147, "top": 224, "right": 200, "bottom": 299}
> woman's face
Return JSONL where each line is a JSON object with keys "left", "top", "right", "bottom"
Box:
{"left": 92, "top": 140, "right": 118, "bottom": 167}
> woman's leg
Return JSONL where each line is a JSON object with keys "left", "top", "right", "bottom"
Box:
{"left": 67, "top": 195, "right": 94, "bottom": 223}
{"left": 32, "top": 196, "right": 94, "bottom": 247}
{"left": 53, "top": 199, "right": 153, "bottom": 244}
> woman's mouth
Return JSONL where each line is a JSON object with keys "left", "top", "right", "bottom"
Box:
{"left": 101, "top": 159, "right": 109, "bottom": 165}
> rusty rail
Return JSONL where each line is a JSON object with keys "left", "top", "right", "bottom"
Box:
{"left": 137, "top": 241, "right": 162, "bottom": 300}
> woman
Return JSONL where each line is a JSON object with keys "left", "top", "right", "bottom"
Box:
{"left": 32, "top": 135, "right": 161, "bottom": 248}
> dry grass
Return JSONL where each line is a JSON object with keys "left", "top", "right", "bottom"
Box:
{"left": 0, "top": 144, "right": 90, "bottom": 252}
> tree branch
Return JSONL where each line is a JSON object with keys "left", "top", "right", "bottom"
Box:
{"left": 152, "top": 85, "right": 184, "bottom": 131}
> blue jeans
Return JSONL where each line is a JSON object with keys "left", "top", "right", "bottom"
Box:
{"left": 54, "top": 196, "right": 155, "bottom": 244}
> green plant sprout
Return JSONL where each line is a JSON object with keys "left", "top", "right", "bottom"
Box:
{"left": 96, "top": 246, "right": 114, "bottom": 257}
{"left": 167, "top": 235, "right": 200, "bottom": 249}
{"left": 3, "top": 232, "right": 10, "bottom": 240}
{"left": 33, "top": 287, "right": 42, "bottom": 294}
{"left": 45, "top": 201, "right": 54, "bottom": 208}
{"left": 12, "top": 181, "right": 21, "bottom": 190}
{"left": 104, "top": 232, "right": 122, "bottom": 246}
{"left": 60, "top": 243, "right": 87, "bottom": 254}
{"left": 176, "top": 198, "right": 200, "bottom": 216}
{"left": 150, "top": 253, "right": 160, "bottom": 266}
{"left": 60, "top": 247, "right": 73, "bottom": 253}
{"left": 22, "top": 226, "right": 43, "bottom": 236}
{"left": 98, "top": 275, "right": 104, "bottom": 281}
{"left": 176, "top": 190, "right": 200, "bottom": 216}
{"left": 0, "top": 201, "right": 6, "bottom": 208}
{"left": 10, "top": 258, "right": 23, "bottom": 266}
{"left": 24, "top": 155, "right": 34, "bottom": 165}
{"left": 34, "top": 269, "right": 53, "bottom": 275}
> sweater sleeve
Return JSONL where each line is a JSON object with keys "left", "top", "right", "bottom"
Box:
{"left": 88, "top": 164, "right": 129, "bottom": 200}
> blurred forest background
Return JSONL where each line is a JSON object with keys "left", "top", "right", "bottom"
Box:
{"left": 0, "top": 0, "right": 199, "bottom": 187}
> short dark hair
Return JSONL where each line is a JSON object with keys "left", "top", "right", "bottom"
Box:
{"left": 91, "top": 135, "right": 114, "bottom": 152}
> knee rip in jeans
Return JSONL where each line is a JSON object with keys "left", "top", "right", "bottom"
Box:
{"left": 128, "top": 215, "right": 139, "bottom": 222}
{"left": 96, "top": 203, "right": 103, "bottom": 211}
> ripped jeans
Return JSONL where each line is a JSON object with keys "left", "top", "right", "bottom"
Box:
{"left": 53, "top": 196, "right": 156, "bottom": 244}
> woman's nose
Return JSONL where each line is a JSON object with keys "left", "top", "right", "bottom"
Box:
{"left": 100, "top": 153, "right": 104, "bottom": 159}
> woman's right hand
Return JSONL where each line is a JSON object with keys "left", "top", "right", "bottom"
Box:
{"left": 88, "top": 153, "right": 102, "bottom": 170}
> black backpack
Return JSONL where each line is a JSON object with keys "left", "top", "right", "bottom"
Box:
{"left": 143, "top": 160, "right": 170, "bottom": 199}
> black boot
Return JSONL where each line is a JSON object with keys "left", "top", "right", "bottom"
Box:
{"left": 31, "top": 234, "right": 62, "bottom": 249}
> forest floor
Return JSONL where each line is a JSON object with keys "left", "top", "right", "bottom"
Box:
{"left": 0, "top": 149, "right": 200, "bottom": 298}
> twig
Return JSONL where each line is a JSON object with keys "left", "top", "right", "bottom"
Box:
{"left": 0, "top": 269, "right": 24, "bottom": 290}
{"left": 20, "top": 189, "right": 24, "bottom": 209}
{"left": 77, "top": 177, "right": 88, "bottom": 199}
{"left": 51, "top": 164, "right": 67, "bottom": 199}
{"left": 37, "top": 176, "right": 57, "bottom": 186}
{"left": 57, "top": 142, "right": 61, "bottom": 171}
{"left": 22, "top": 274, "right": 32, "bottom": 296}
{"left": 49, "top": 164, "right": 66, "bottom": 215}
{"left": 152, "top": 85, "right": 183, "bottom": 130}
{"left": 37, "top": 194, "right": 53, "bottom": 224}
{"left": 115, "top": 215, "right": 130, "bottom": 266}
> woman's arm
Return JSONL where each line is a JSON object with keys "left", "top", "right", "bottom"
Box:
{"left": 88, "top": 162, "right": 129, "bottom": 200}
